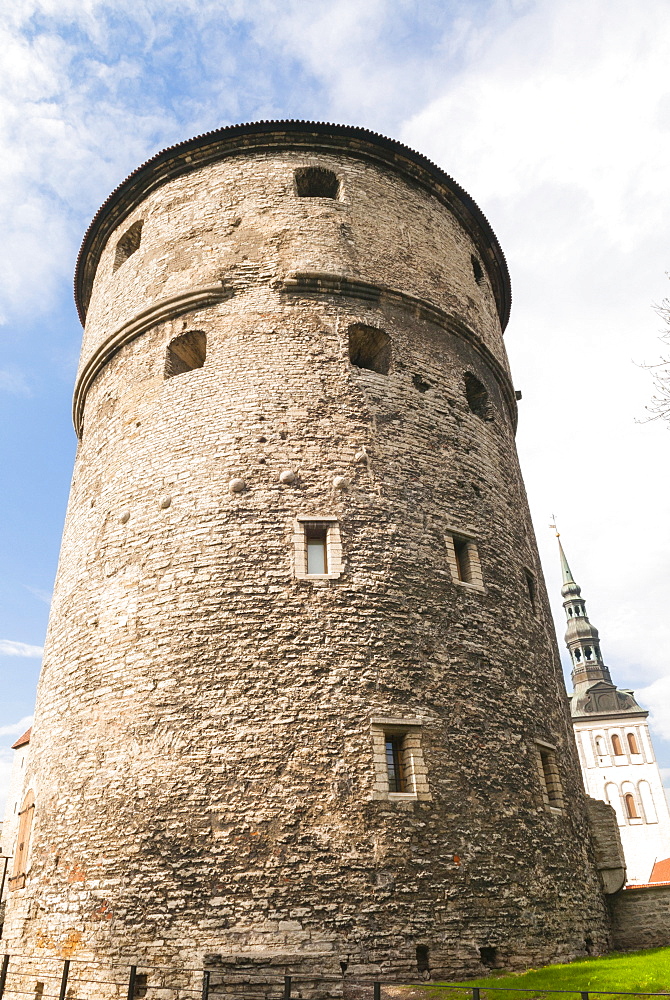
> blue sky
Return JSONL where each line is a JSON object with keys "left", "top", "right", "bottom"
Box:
{"left": 2, "top": 0, "right": 670, "bottom": 808}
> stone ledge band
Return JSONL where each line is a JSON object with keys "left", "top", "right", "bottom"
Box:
{"left": 73, "top": 273, "right": 517, "bottom": 438}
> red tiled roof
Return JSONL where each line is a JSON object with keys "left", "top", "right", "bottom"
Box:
{"left": 11, "top": 727, "right": 31, "bottom": 749}
{"left": 650, "top": 857, "right": 670, "bottom": 883}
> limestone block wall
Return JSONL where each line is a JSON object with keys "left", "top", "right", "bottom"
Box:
{"left": 608, "top": 886, "right": 670, "bottom": 950}
{"left": 1, "top": 123, "right": 609, "bottom": 985}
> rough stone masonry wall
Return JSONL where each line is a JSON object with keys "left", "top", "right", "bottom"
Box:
{"left": 608, "top": 886, "right": 670, "bottom": 950}
{"left": 2, "top": 131, "right": 610, "bottom": 989}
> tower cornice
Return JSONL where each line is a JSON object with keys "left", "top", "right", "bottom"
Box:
{"left": 73, "top": 120, "right": 512, "bottom": 331}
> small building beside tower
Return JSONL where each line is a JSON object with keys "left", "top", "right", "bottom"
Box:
{"left": 558, "top": 536, "right": 670, "bottom": 885}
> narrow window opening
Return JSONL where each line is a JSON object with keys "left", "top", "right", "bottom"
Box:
{"left": 113, "top": 220, "right": 143, "bottom": 271}
{"left": 453, "top": 537, "right": 472, "bottom": 583}
{"left": 611, "top": 734, "right": 623, "bottom": 756}
{"left": 412, "top": 373, "right": 431, "bottom": 393}
{"left": 34, "top": 984, "right": 44, "bottom": 1000}
{"left": 416, "top": 945, "right": 430, "bottom": 975}
{"left": 385, "top": 735, "right": 407, "bottom": 792}
{"left": 133, "top": 974, "right": 148, "bottom": 999}
{"left": 627, "top": 732, "right": 640, "bottom": 755}
{"left": 568, "top": 607, "right": 573, "bottom": 616}
{"left": 595, "top": 736, "right": 605, "bottom": 756}
{"left": 574, "top": 648, "right": 582, "bottom": 662}
{"left": 348, "top": 324, "right": 391, "bottom": 375}
{"left": 295, "top": 166, "right": 339, "bottom": 198}
{"left": 538, "top": 748, "right": 564, "bottom": 810}
{"left": 584, "top": 645, "right": 593, "bottom": 660}
{"left": 305, "top": 523, "right": 328, "bottom": 575}
{"left": 624, "top": 793, "right": 639, "bottom": 819}
{"left": 524, "top": 570, "right": 536, "bottom": 612}
{"left": 9, "top": 789, "right": 35, "bottom": 890}
{"left": 479, "top": 946, "right": 497, "bottom": 968}
{"left": 464, "top": 372, "right": 492, "bottom": 420}
{"left": 584, "top": 936, "right": 594, "bottom": 956}
{"left": 471, "top": 255, "right": 484, "bottom": 285}
{"left": 165, "top": 331, "right": 206, "bottom": 379}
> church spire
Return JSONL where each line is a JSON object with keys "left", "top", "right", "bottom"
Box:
{"left": 553, "top": 530, "right": 611, "bottom": 688}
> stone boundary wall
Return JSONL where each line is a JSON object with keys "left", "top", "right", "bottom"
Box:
{"left": 608, "top": 884, "right": 670, "bottom": 950}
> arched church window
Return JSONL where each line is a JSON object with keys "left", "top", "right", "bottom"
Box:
{"left": 611, "top": 733, "right": 623, "bottom": 756}
{"left": 567, "top": 607, "right": 573, "bottom": 617}
{"left": 627, "top": 732, "right": 640, "bottom": 755}
{"left": 624, "top": 792, "right": 638, "bottom": 819}
{"left": 595, "top": 736, "right": 605, "bottom": 756}
{"left": 584, "top": 646, "right": 593, "bottom": 660}
{"left": 574, "top": 648, "right": 581, "bottom": 662}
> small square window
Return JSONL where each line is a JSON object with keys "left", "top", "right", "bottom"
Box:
{"left": 370, "top": 718, "right": 431, "bottom": 801}
{"left": 445, "top": 530, "right": 484, "bottom": 590}
{"left": 293, "top": 517, "right": 343, "bottom": 580}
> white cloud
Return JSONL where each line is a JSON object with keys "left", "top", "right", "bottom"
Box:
{"left": 0, "top": 640, "right": 44, "bottom": 658}
{"left": 0, "top": 715, "right": 34, "bottom": 738}
{"left": 23, "top": 585, "right": 53, "bottom": 606}
{"left": 0, "top": 368, "right": 30, "bottom": 394}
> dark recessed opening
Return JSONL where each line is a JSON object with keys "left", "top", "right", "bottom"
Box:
{"left": 584, "top": 936, "right": 594, "bottom": 956}
{"left": 134, "top": 974, "right": 148, "bottom": 999}
{"left": 471, "top": 254, "right": 484, "bottom": 285}
{"left": 525, "top": 570, "right": 536, "bottom": 612}
{"left": 165, "top": 331, "right": 206, "bottom": 379}
{"left": 416, "top": 945, "right": 430, "bottom": 974}
{"left": 412, "top": 373, "right": 431, "bottom": 393}
{"left": 348, "top": 324, "right": 391, "bottom": 375}
{"left": 114, "top": 220, "right": 143, "bottom": 271}
{"left": 464, "top": 372, "right": 492, "bottom": 420}
{"left": 295, "top": 166, "right": 339, "bottom": 198}
{"left": 479, "top": 946, "right": 497, "bottom": 968}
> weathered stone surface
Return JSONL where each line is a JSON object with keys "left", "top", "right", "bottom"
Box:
{"left": 584, "top": 797, "right": 626, "bottom": 894}
{"left": 609, "top": 885, "right": 670, "bottom": 950}
{"left": 2, "top": 123, "right": 609, "bottom": 985}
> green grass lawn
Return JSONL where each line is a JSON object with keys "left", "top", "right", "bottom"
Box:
{"left": 423, "top": 948, "right": 670, "bottom": 997}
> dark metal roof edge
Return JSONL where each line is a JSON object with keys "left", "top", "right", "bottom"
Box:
{"left": 73, "top": 119, "right": 512, "bottom": 330}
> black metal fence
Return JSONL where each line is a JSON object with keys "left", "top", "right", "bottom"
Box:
{"left": 0, "top": 957, "right": 668, "bottom": 1000}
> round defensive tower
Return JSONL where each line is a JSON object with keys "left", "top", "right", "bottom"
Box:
{"left": 3, "top": 122, "right": 609, "bottom": 986}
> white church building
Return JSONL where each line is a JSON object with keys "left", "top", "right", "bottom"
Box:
{"left": 557, "top": 537, "right": 670, "bottom": 885}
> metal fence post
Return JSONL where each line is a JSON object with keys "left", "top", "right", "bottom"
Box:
{"left": 58, "top": 960, "right": 70, "bottom": 1000}
{"left": 472, "top": 989, "right": 480, "bottom": 1000}
{"left": 127, "top": 966, "right": 137, "bottom": 1000}
{"left": 374, "top": 982, "right": 381, "bottom": 1000}
{"left": 0, "top": 955, "right": 9, "bottom": 1000}
{"left": 581, "top": 994, "right": 589, "bottom": 1000}
{"left": 284, "top": 976, "right": 292, "bottom": 1000}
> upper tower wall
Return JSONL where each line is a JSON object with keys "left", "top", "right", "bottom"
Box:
{"left": 73, "top": 122, "right": 513, "bottom": 436}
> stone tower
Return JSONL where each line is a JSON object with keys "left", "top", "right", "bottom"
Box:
{"left": 2, "top": 122, "right": 610, "bottom": 986}
{"left": 561, "top": 536, "right": 670, "bottom": 884}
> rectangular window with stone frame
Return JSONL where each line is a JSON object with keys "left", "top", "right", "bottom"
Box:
{"left": 535, "top": 740, "right": 564, "bottom": 813}
{"left": 370, "top": 718, "right": 431, "bottom": 801}
{"left": 293, "top": 516, "right": 344, "bottom": 580}
{"left": 444, "top": 528, "right": 484, "bottom": 589}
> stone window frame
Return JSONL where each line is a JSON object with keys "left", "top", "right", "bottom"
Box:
{"left": 293, "top": 516, "right": 343, "bottom": 581}
{"left": 370, "top": 716, "right": 431, "bottom": 802}
{"left": 8, "top": 788, "right": 35, "bottom": 890}
{"left": 444, "top": 526, "right": 485, "bottom": 592}
{"left": 534, "top": 739, "right": 564, "bottom": 814}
